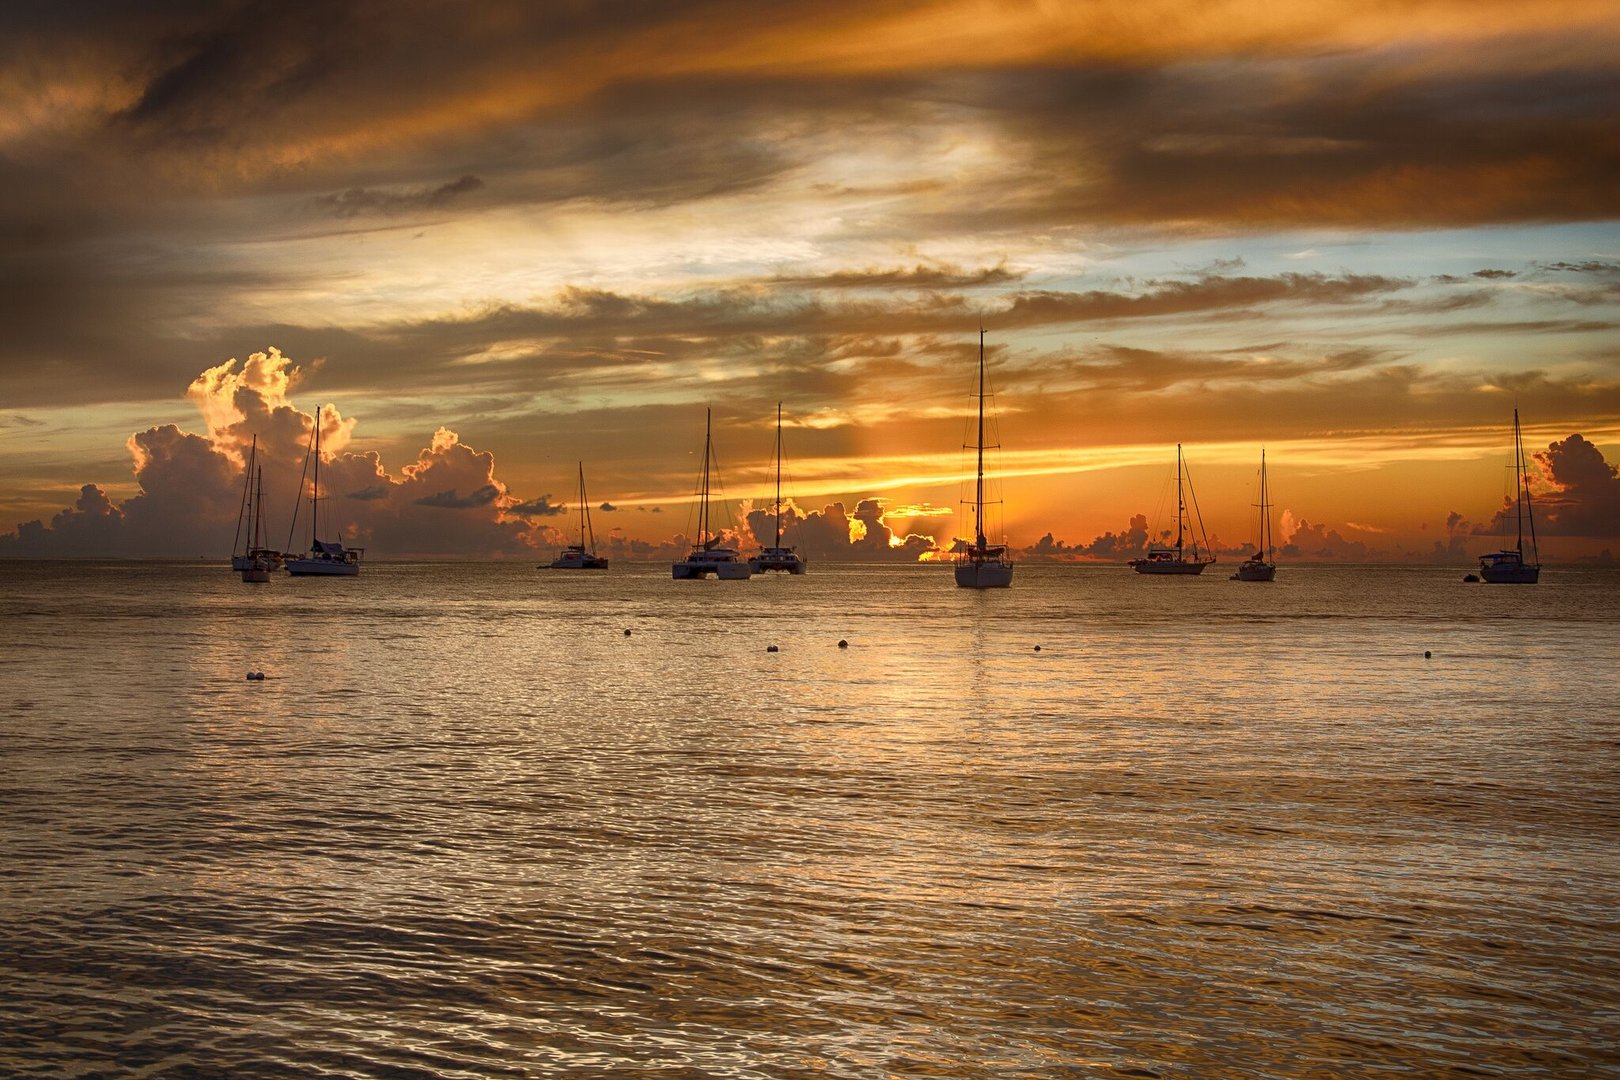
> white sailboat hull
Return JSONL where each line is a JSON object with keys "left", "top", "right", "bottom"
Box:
{"left": 955, "top": 560, "right": 1013, "bottom": 588}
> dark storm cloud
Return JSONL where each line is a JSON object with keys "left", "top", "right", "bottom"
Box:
{"left": 1525, "top": 434, "right": 1620, "bottom": 537}
{"left": 951, "top": 56, "right": 1620, "bottom": 230}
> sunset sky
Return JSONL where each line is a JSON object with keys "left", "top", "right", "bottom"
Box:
{"left": 2, "top": 0, "right": 1617, "bottom": 561}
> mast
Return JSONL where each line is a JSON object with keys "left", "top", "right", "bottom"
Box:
{"left": 577, "top": 461, "right": 588, "bottom": 549}
{"left": 1175, "top": 443, "right": 1185, "bottom": 559}
{"left": 252, "top": 463, "right": 264, "bottom": 553}
{"left": 1260, "top": 448, "right": 1272, "bottom": 562}
{"left": 1513, "top": 408, "right": 1524, "bottom": 556}
{"left": 309, "top": 410, "right": 321, "bottom": 550}
{"left": 975, "top": 329, "right": 986, "bottom": 550}
{"left": 700, "top": 408, "right": 712, "bottom": 548}
{"left": 774, "top": 402, "right": 783, "bottom": 549}
{"left": 1516, "top": 408, "right": 1539, "bottom": 565}
{"left": 234, "top": 435, "right": 256, "bottom": 557}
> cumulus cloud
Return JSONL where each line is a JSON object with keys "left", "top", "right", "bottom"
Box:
{"left": 0, "top": 350, "right": 540, "bottom": 558}
{"left": 742, "top": 497, "right": 938, "bottom": 561}
{"left": 1277, "top": 511, "right": 1371, "bottom": 560}
{"left": 1530, "top": 434, "right": 1620, "bottom": 537}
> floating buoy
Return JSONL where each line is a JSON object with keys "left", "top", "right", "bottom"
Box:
{"left": 766, "top": 645, "right": 779, "bottom": 653}
{"left": 1424, "top": 651, "right": 1432, "bottom": 659}
{"left": 1463, "top": 574, "right": 1480, "bottom": 583}
{"left": 837, "top": 639, "right": 848, "bottom": 649}
{"left": 246, "top": 671, "right": 265, "bottom": 681}
{"left": 624, "top": 629, "right": 632, "bottom": 637}
{"left": 1033, "top": 645, "right": 1042, "bottom": 652}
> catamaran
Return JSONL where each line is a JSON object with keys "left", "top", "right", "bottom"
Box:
{"left": 549, "top": 462, "right": 609, "bottom": 569}
{"left": 284, "top": 408, "right": 363, "bottom": 576}
{"left": 1478, "top": 409, "right": 1540, "bottom": 584}
{"left": 1231, "top": 449, "right": 1277, "bottom": 582}
{"left": 1130, "top": 444, "right": 1215, "bottom": 575}
{"left": 749, "top": 403, "right": 806, "bottom": 575}
{"left": 673, "top": 408, "right": 751, "bottom": 580}
{"left": 231, "top": 434, "right": 281, "bottom": 581}
{"left": 954, "top": 330, "right": 1014, "bottom": 589}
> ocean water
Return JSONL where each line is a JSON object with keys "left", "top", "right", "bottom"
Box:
{"left": 2, "top": 559, "right": 1617, "bottom": 1077}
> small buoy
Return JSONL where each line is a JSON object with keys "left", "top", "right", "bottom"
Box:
{"left": 246, "top": 671, "right": 265, "bottom": 681}
{"left": 1424, "top": 651, "right": 1432, "bottom": 659}
{"left": 766, "top": 644, "right": 779, "bottom": 653}
{"left": 1463, "top": 574, "right": 1480, "bottom": 583}
{"left": 1033, "top": 645, "right": 1042, "bottom": 652}
{"left": 837, "top": 639, "right": 848, "bottom": 649}
{"left": 623, "top": 629, "right": 632, "bottom": 637}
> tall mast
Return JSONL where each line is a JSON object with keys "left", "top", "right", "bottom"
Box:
{"left": 252, "top": 462, "right": 263, "bottom": 552}
{"left": 774, "top": 402, "right": 783, "bottom": 549}
{"left": 234, "top": 435, "right": 256, "bottom": 557}
{"left": 309, "top": 410, "right": 320, "bottom": 550}
{"left": 1175, "top": 443, "right": 1185, "bottom": 558}
{"left": 700, "top": 408, "right": 712, "bottom": 548}
{"left": 1513, "top": 408, "right": 1525, "bottom": 555}
{"left": 1260, "top": 448, "right": 1271, "bottom": 561}
{"left": 577, "top": 461, "right": 587, "bottom": 548}
{"left": 975, "top": 329, "right": 986, "bottom": 549}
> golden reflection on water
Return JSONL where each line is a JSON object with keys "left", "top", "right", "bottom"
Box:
{"left": 2, "top": 560, "right": 1617, "bottom": 1075}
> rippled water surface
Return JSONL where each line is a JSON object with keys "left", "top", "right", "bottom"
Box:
{"left": 3, "top": 560, "right": 1618, "bottom": 1077}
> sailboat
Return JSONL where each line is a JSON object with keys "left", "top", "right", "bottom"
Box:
{"left": 954, "top": 330, "right": 1014, "bottom": 589}
{"left": 748, "top": 403, "right": 806, "bottom": 575}
{"left": 1130, "top": 444, "right": 1215, "bottom": 575}
{"left": 672, "top": 408, "right": 751, "bottom": 580}
{"left": 549, "top": 462, "right": 610, "bottom": 569}
{"left": 284, "top": 407, "right": 363, "bottom": 576}
{"left": 231, "top": 435, "right": 281, "bottom": 581}
{"left": 1478, "top": 408, "right": 1540, "bottom": 584}
{"left": 1231, "top": 449, "right": 1277, "bottom": 582}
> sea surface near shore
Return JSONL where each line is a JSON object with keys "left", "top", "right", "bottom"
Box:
{"left": 2, "top": 560, "right": 1617, "bottom": 1076}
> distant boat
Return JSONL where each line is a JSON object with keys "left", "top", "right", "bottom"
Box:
{"left": 549, "top": 462, "right": 610, "bottom": 570}
{"left": 954, "top": 330, "right": 1014, "bottom": 589}
{"left": 1478, "top": 408, "right": 1540, "bottom": 584}
{"left": 673, "top": 408, "right": 751, "bottom": 580}
{"left": 1130, "top": 444, "right": 1215, "bottom": 575}
{"left": 1231, "top": 449, "right": 1277, "bottom": 582}
{"left": 284, "top": 408, "right": 363, "bottom": 576}
{"left": 231, "top": 434, "right": 281, "bottom": 582}
{"left": 749, "top": 403, "right": 806, "bottom": 575}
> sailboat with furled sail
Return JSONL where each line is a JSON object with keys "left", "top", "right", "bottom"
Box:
{"left": 673, "top": 408, "right": 751, "bottom": 580}
{"left": 1130, "top": 444, "right": 1215, "bottom": 574}
{"left": 749, "top": 403, "right": 806, "bottom": 575}
{"left": 549, "top": 462, "right": 609, "bottom": 569}
{"left": 954, "top": 330, "right": 1014, "bottom": 589}
{"left": 231, "top": 433, "right": 278, "bottom": 582}
{"left": 231, "top": 434, "right": 279, "bottom": 583}
{"left": 284, "top": 407, "right": 363, "bottom": 576}
{"left": 1478, "top": 408, "right": 1540, "bottom": 584}
{"left": 1231, "top": 449, "right": 1277, "bottom": 581}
